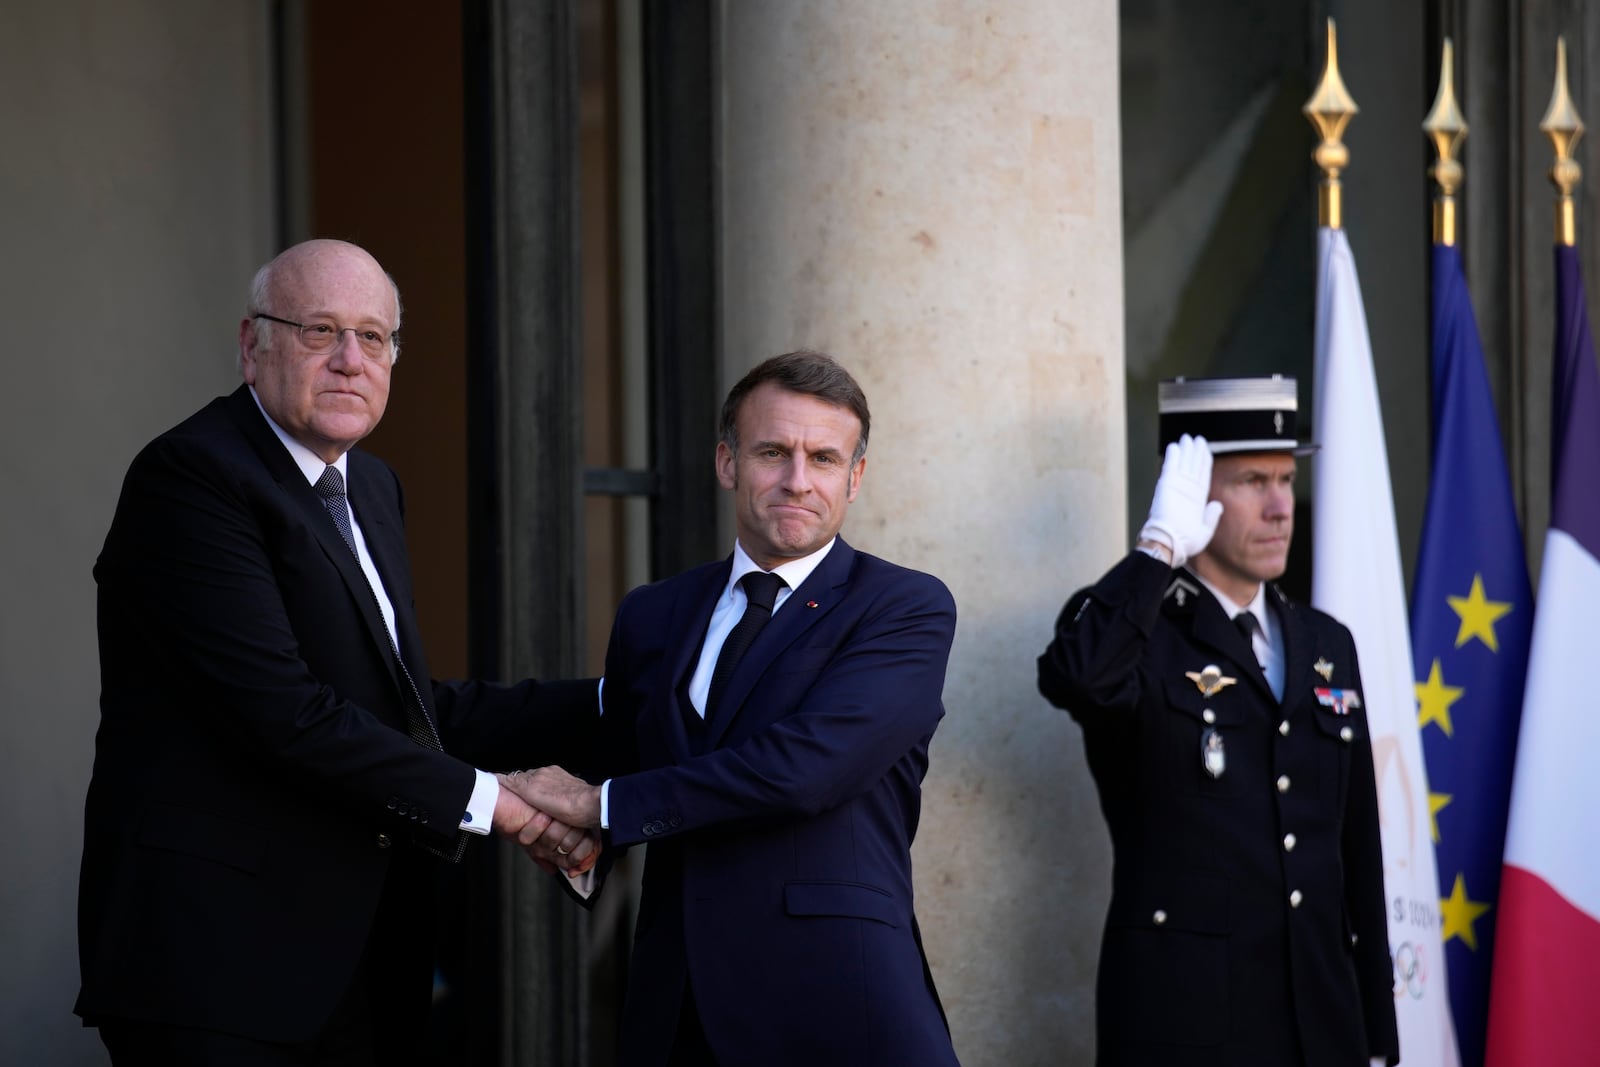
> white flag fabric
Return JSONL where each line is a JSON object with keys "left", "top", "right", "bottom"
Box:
{"left": 1312, "top": 226, "right": 1460, "bottom": 1067}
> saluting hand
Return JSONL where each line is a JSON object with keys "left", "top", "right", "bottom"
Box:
{"left": 1139, "top": 434, "right": 1223, "bottom": 568}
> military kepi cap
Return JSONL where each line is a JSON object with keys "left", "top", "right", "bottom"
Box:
{"left": 1158, "top": 375, "right": 1318, "bottom": 455}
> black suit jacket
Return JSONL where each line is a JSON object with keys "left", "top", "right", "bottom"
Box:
{"left": 588, "top": 539, "right": 962, "bottom": 1067}
{"left": 76, "top": 386, "right": 595, "bottom": 1043}
{"left": 1038, "top": 553, "right": 1400, "bottom": 1067}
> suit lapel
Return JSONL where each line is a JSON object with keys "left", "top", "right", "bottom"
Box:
{"left": 702, "top": 539, "right": 856, "bottom": 750}
{"left": 223, "top": 389, "right": 415, "bottom": 714}
{"left": 348, "top": 456, "right": 437, "bottom": 720}
{"left": 661, "top": 561, "right": 731, "bottom": 764}
{"left": 1271, "top": 585, "right": 1315, "bottom": 712}
{"left": 1167, "top": 568, "right": 1274, "bottom": 703}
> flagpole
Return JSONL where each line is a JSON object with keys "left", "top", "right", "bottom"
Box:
{"left": 1423, "top": 39, "right": 1466, "bottom": 247}
{"left": 1542, "top": 36, "right": 1583, "bottom": 248}
{"left": 1485, "top": 38, "right": 1600, "bottom": 1067}
{"left": 1305, "top": 18, "right": 1460, "bottom": 1065}
{"left": 1417, "top": 38, "right": 1537, "bottom": 1067}
{"left": 1303, "top": 19, "right": 1357, "bottom": 231}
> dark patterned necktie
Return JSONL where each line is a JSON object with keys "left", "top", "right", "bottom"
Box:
{"left": 314, "top": 464, "right": 362, "bottom": 561}
{"left": 315, "top": 465, "right": 464, "bottom": 861}
{"left": 707, "top": 571, "right": 787, "bottom": 722}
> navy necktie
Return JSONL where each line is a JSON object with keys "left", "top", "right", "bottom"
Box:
{"left": 1234, "top": 611, "right": 1263, "bottom": 666}
{"left": 707, "top": 571, "right": 787, "bottom": 721}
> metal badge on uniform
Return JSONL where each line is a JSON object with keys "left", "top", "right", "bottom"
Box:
{"left": 1313, "top": 657, "right": 1334, "bottom": 682}
{"left": 1201, "top": 727, "right": 1226, "bottom": 778}
{"left": 1164, "top": 575, "right": 1200, "bottom": 608}
{"left": 1186, "top": 664, "right": 1237, "bottom": 698}
{"left": 1314, "top": 687, "right": 1361, "bottom": 715}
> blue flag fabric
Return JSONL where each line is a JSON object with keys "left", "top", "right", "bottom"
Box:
{"left": 1412, "top": 242, "right": 1534, "bottom": 1067}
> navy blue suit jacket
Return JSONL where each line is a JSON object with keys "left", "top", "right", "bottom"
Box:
{"left": 1038, "top": 555, "right": 1398, "bottom": 1067}
{"left": 593, "top": 538, "right": 961, "bottom": 1066}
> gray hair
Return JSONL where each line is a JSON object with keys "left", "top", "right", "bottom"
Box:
{"left": 719, "top": 349, "right": 870, "bottom": 464}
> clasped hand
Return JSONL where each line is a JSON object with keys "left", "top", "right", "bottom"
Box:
{"left": 493, "top": 769, "right": 602, "bottom": 878}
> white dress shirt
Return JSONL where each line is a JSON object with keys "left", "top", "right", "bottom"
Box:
{"left": 598, "top": 537, "right": 838, "bottom": 829}
{"left": 250, "top": 388, "right": 498, "bottom": 835}
{"left": 1194, "top": 575, "right": 1284, "bottom": 702}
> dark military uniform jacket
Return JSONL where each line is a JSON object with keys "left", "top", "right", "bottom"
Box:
{"left": 1038, "top": 552, "right": 1400, "bottom": 1067}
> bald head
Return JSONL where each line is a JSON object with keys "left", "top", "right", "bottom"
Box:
{"left": 245, "top": 240, "right": 403, "bottom": 364}
{"left": 238, "top": 240, "right": 401, "bottom": 462}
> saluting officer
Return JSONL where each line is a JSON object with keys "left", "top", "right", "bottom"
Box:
{"left": 1038, "top": 376, "right": 1399, "bottom": 1067}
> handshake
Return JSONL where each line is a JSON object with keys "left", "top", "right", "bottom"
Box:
{"left": 492, "top": 766, "right": 604, "bottom": 878}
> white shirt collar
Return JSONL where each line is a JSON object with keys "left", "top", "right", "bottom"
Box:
{"left": 248, "top": 385, "right": 345, "bottom": 487}
{"left": 1193, "top": 573, "right": 1270, "bottom": 635}
{"left": 726, "top": 537, "right": 836, "bottom": 600}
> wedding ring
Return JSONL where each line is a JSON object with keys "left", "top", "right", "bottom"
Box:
{"left": 556, "top": 845, "right": 572, "bottom": 855}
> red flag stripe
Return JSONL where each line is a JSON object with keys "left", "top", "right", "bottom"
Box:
{"left": 1484, "top": 865, "right": 1600, "bottom": 1066}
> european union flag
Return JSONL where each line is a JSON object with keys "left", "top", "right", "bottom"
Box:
{"left": 1412, "top": 241, "right": 1534, "bottom": 1067}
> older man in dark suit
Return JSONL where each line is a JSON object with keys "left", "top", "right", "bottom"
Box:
{"left": 1037, "top": 376, "right": 1399, "bottom": 1067}
{"left": 511, "top": 351, "right": 962, "bottom": 1066}
{"left": 76, "top": 239, "right": 594, "bottom": 1064}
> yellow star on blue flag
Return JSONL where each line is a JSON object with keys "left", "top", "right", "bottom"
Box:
{"left": 1410, "top": 240, "right": 1534, "bottom": 1067}
{"left": 1439, "top": 873, "right": 1493, "bottom": 952}
{"left": 1448, "top": 574, "right": 1514, "bottom": 652}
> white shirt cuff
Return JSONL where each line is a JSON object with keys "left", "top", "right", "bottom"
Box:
{"left": 460, "top": 768, "right": 499, "bottom": 835}
{"left": 600, "top": 779, "right": 611, "bottom": 830}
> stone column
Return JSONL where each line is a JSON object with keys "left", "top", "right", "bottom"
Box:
{"left": 718, "top": 3, "right": 1125, "bottom": 1062}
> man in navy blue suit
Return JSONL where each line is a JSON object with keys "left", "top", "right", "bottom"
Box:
{"left": 511, "top": 350, "right": 962, "bottom": 1066}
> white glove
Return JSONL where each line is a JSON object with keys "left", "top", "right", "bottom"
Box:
{"left": 1138, "top": 434, "right": 1223, "bottom": 568}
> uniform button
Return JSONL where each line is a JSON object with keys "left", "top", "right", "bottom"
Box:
{"left": 1279, "top": 720, "right": 1291, "bottom": 736}
{"left": 668, "top": 815, "right": 681, "bottom": 828}
{"left": 1283, "top": 833, "right": 1297, "bottom": 852}
{"left": 1202, "top": 709, "right": 1216, "bottom": 724}
{"left": 1289, "top": 889, "right": 1303, "bottom": 907}
{"left": 1152, "top": 909, "right": 1167, "bottom": 925}
{"left": 1277, "top": 774, "right": 1291, "bottom": 793}
{"left": 642, "top": 824, "right": 654, "bottom": 837}
{"left": 1340, "top": 726, "right": 1354, "bottom": 742}
{"left": 386, "top": 797, "right": 399, "bottom": 811}
{"left": 1351, "top": 932, "right": 1360, "bottom": 947}
{"left": 376, "top": 833, "right": 392, "bottom": 849}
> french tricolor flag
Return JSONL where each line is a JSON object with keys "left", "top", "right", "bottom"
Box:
{"left": 1484, "top": 244, "right": 1600, "bottom": 1066}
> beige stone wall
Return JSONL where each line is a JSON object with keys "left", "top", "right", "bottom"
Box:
{"left": 0, "top": 4, "right": 276, "bottom": 1064}
{"left": 718, "top": 3, "right": 1125, "bottom": 1062}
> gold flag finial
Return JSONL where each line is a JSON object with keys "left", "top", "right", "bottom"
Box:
{"left": 1542, "top": 36, "right": 1585, "bottom": 246}
{"left": 1423, "top": 39, "right": 1467, "bottom": 246}
{"left": 1304, "top": 18, "right": 1359, "bottom": 230}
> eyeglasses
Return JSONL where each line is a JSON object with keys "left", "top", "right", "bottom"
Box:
{"left": 252, "top": 313, "right": 396, "bottom": 359}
